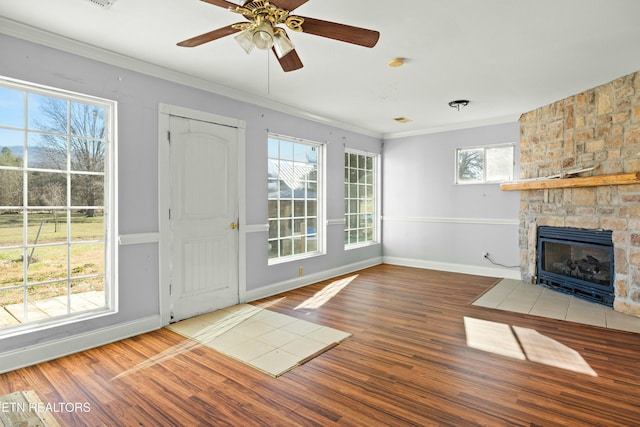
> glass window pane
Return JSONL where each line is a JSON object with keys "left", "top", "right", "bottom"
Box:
{"left": 486, "top": 146, "right": 514, "bottom": 182}
{"left": 70, "top": 213, "right": 103, "bottom": 242}
{"left": 70, "top": 278, "right": 105, "bottom": 311}
{"left": 27, "top": 283, "right": 70, "bottom": 319}
{"left": 280, "top": 239, "right": 292, "bottom": 257}
{"left": 0, "top": 170, "right": 23, "bottom": 207}
{"left": 457, "top": 148, "right": 484, "bottom": 183}
{"left": 71, "top": 174, "right": 104, "bottom": 208}
{"left": 71, "top": 138, "right": 105, "bottom": 173}
{"left": 279, "top": 219, "right": 292, "bottom": 238}
{"left": 268, "top": 138, "right": 279, "bottom": 158}
{"left": 70, "top": 102, "right": 105, "bottom": 138}
{"left": 28, "top": 211, "right": 68, "bottom": 245}
{"left": 0, "top": 130, "right": 25, "bottom": 166}
{"left": 28, "top": 132, "right": 67, "bottom": 169}
{"left": 268, "top": 200, "right": 278, "bottom": 218}
{"left": 307, "top": 218, "right": 317, "bottom": 233}
{"left": 1, "top": 287, "right": 24, "bottom": 326}
{"left": 268, "top": 178, "right": 278, "bottom": 195}
{"left": 28, "top": 94, "right": 68, "bottom": 133}
{"left": 268, "top": 220, "right": 278, "bottom": 239}
{"left": 279, "top": 200, "right": 291, "bottom": 217}
{"left": 26, "top": 244, "right": 68, "bottom": 284}
{"left": 70, "top": 242, "right": 104, "bottom": 279}
{"left": 0, "top": 210, "right": 23, "bottom": 246}
{"left": 27, "top": 172, "right": 67, "bottom": 207}
{"left": 307, "top": 200, "right": 316, "bottom": 217}
{"left": 0, "top": 87, "right": 25, "bottom": 128}
{"left": 0, "top": 248, "right": 23, "bottom": 289}
{"left": 279, "top": 140, "right": 293, "bottom": 160}
{"left": 268, "top": 240, "right": 279, "bottom": 259}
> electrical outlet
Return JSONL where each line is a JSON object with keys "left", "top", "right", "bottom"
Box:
{"left": 299, "top": 266, "right": 304, "bottom": 276}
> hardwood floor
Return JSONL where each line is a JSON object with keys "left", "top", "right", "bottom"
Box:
{"left": 2, "top": 264, "right": 640, "bottom": 426}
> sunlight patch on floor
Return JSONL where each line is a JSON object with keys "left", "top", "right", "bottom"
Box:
{"left": 294, "top": 275, "right": 357, "bottom": 310}
{"left": 464, "top": 316, "right": 597, "bottom": 376}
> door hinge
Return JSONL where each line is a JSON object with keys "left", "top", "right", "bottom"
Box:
{"left": 169, "top": 209, "right": 171, "bottom": 220}
{"left": 169, "top": 282, "right": 173, "bottom": 296}
{"left": 167, "top": 130, "right": 171, "bottom": 143}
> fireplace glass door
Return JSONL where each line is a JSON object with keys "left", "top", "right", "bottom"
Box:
{"left": 537, "top": 226, "right": 614, "bottom": 306}
{"left": 540, "top": 240, "right": 611, "bottom": 286}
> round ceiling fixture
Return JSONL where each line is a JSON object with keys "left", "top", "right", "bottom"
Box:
{"left": 388, "top": 58, "right": 404, "bottom": 68}
{"left": 448, "top": 100, "right": 470, "bottom": 111}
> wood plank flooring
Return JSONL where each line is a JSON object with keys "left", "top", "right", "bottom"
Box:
{"left": 2, "top": 264, "right": 640, "bottom": 426}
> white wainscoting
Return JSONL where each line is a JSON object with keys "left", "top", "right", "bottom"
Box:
{"left": 382, "top": 216, "right": 518, "bottom": 226}
{"left": 0, "top": 315, "right": 162, "bottom": 375}
{"left": 382, "top": 256, "right": 522, "bottom": 280}
{"left": 382, "top": 215, "right": 521, "bottom": 280}
{"left": 118, "top": 232, "right": 160, "bottom": 245}
{"left": 243, "top": 257, "right": 383, "bottom": 302}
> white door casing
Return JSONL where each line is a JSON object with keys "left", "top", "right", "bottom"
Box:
{"left": 158, "top": 105, "right": 246, "bottom": 324}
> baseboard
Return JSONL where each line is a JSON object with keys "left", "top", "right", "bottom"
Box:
{"left": 0, "top": 315, "right": 162, "bottom": 374}
{"left": 242, "top": 257, "right": 383, "bottom": 302}
{"left": 383, "top": 257, "right": 522, "bottom": 280}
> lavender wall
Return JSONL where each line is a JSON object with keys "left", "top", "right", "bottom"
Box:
{"left": 0, "top": 33, "right": 381, "bottom": 360}
{"left": 382, "top": 123, "right": 522, "bottom": 279}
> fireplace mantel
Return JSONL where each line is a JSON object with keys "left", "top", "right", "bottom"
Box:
{"left": 500, "top": 172, "right": 640, "bottom": 191}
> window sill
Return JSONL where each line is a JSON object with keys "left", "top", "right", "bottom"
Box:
{"left": 268, "top": 251, "right": 325, "bottom": 266}
{"left": 345, "top": 241, "right": 380, "bottom": 251}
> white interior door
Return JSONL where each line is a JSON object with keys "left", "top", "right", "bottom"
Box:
{"left": 168, "top": 115, "right": 239, "bottom": 322}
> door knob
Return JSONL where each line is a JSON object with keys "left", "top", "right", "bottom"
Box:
{"left": 230, "top": 222, "right": 238, "bottom": 230}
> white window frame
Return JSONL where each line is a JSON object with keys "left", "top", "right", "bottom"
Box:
{"left": 455, "top": 143, "right": 515, "bottom": 184}
{"left": 0, "top": 76, "right": 117, "bottom": 337}
{"left": 267, "top": 133, "right": 324, "bottom": 265}
{"left": 344, "top": 149, "right": 379, "bottom": 249}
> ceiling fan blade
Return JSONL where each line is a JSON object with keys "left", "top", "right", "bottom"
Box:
{"left": 177, "top": 24, "right": 242, "bottom": 47}
{"left": 270, "top": 0, "right": 309, "bottom": 11}
{"left": 298, "top": 17, "right": 380, "bottom": 48}
{"left": 273, "top": 48, "right": 304, "bottom": 72}
{"left": 199, "top": 0, "right": 241, "bottom": 9}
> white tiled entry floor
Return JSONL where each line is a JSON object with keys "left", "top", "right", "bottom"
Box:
{"left": 166, "top": 304, "right": 351, "bottom": 377}
{"left": 473, "top": 279, "right": 640, "bottom": 334}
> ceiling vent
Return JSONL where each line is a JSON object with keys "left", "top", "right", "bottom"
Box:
{"left": 86, "top": 0, "right": 118, "bottom": 8}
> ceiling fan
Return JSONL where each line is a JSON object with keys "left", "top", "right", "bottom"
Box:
{"left": 177, "top": 0, "right": 380, "bottom": 72}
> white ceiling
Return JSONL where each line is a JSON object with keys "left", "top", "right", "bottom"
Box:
{"left": 2, "top": 0, "right": 640, "bottom": 139}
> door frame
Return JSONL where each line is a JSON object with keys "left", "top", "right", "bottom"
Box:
{"left": 158, "top": 103, "right": 247, "bottom": 325}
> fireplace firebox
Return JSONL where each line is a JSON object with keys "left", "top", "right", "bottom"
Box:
{"left": 537, "top": 226, "right": 614, "bottom": 306}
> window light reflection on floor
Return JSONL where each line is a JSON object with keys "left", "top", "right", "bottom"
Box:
{"left": 294, "top": 275, "right": 358, "bottom": 310}
{"left": 463, "top": 317, "right": 597, "bottom": 377}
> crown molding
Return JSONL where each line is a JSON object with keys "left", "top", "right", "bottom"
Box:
{"left": 382, "top": 114, "right": 519, "bottom": 140}
{"left": 0, "top": 17, "right": 382, "bottom": 140}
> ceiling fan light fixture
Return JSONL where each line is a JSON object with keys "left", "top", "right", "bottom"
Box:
{"left": 234, "top": 29, "right": 255, "bottom": 54}
{"left": 252, "top": 22, "right": 275, "bottom": 50}
{"left": 273, "top": 30, "right": 295, "bottom": 58}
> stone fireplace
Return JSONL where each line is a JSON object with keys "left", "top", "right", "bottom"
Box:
{"left": 517, "top": 70, "right": 640, "bottom": 317}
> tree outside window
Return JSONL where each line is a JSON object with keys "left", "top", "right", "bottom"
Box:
{"left": 456, "top": 144, "right": 514, "bottom": 184}
{"left": 0, "top": 79, "right": 114, "bottom": 331}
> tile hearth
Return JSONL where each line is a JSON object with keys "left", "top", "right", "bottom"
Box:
{"left": 473, "top": 279, "right": 640, "bottom": 334}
